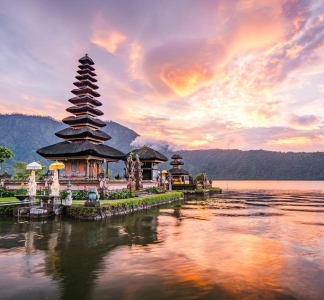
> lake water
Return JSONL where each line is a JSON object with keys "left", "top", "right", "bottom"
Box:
{"left": 213, "top": 180, "right": 324, "bottom": 191}
{"left": 1, "top": 181, "right": 324, "bottom": 299}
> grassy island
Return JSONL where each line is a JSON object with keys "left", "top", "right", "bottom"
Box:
{"left": 66, "top": 191, "right": 183, "bottom": 220}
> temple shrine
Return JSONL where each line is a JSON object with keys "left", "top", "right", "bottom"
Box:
{"left": 169, "top": 153, "right": 190, "bottom": 184}
{"left": 126, "top": 146, "right": 168, "bottom": 181}
{"left": 37, "top": 54, "right": 125, "bottom": 179}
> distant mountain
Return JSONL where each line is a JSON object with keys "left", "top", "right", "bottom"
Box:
{"left": 1, "top": 114, "right": 324, "bottom": 180}
{"left": 165, "top": 149, "right": 324, "bottom": 180}
{"left": 0, "top": 114, "right": 138, "bottom": 174}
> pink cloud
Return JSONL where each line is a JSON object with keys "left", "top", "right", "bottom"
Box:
{"left": 91, "top": 11, "right": 127, "bottom": 54}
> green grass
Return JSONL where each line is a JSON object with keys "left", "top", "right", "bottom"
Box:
{"left": 0, "top": 197, "right": 19, "bottom": 203}
{"left": 70, "top": 192, "right": 183, "bottom": 207}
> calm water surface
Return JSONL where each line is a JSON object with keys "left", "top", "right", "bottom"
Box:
{"left": 1, "top": 181, "right": 324, "bottom": 300}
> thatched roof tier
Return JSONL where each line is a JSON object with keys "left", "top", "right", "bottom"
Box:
{"left": 169, "top": 168, "right": 190, "bottom": 176}
{"left": 68, "top": 96, "right": 102, "bottom": 107}
{"left": 78, "top": 55, "right": 94, "bottom": 65}
{"left": 37, "top": 141, "right": 125, "bottom": 160}
{"left": 170, "top": 160, "right": 184, "bottom": 166}
{"left": 66, "top": 105, "right": 104, "bottom": 116}
{"left": 78, "top": 64, "right": 95, "bottom": 71}
{"left": 75, "top": 74, "right": 97, "bottom": 82}
{"left": 73, "top": 80, "right": 99, "bottom": 90}
{"left": 127, "top": 147, "right": 168, "bottom": 162}
{"left": 171, "top": 153, "right": 182, "bottom": 159}
{"left": 55, "top": 127, "right": 111, "bottom": 141}
{"left": 37, "top": 54, "right": 125, "bottom": 168}
{"left": 77, "top": 69, "right": 96, "bottom": 77}
{"left": 62, "top": 115, "right": 106, "bottom": 127}
{"left": 71, "top": 88, "right": 100, "bottom": 98}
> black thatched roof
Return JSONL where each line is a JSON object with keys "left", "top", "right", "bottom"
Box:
{"left": 75, "top": 74, "right": 97, "bottom": 82}
{"left": 171, "top": 153, "right": 183, "bottom": 159}
{"left": 71, "top": 88, "right": 100, "bottom": 98}
{"left": 78, "top": 64, "right": 95, "bottom": 71}
{"left": 78, "top": 55, "right": 94, "bottom": 65}
{"left": 37, "top": 141, "right": 125, "bottom": 160}
{"left": 169, "top": 168, "right": 189, "bottom": 176}
{"left": 127, "top": 147, "right": 168, "bottom": 162}
{"left": 68, "top": 96, "right": 102, "bottom": 107}
{"left": 55, "top": 127, "right": 111, "bottom": 141}
{"left": 62, "top": 115, "right": 106, "bottom": 127}
{"left": 77, "top": 69, "right": 96, "bottom": 77}
{"left": 170, "top": 161, "right": 184, "bottom": 166}
{"left": 66, "top": 105, "right": 104, "bottom": 116}
{"left": 73, "top": 80, "right": 99, "bottom": 90}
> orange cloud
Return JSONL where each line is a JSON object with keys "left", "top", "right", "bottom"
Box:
{"left": 91, "top": 12, "right": 126, "bottom": 54}
{"left": 159, "top": 64, "right": 214, "bottom": 97}
{"left": 142, "top": 39, "right": 227, "bottom": 98}
{"left": 227, "top": 0, "right": 284, "bottom": 54}
{"left": 267, "top": 136, "right": 311, "bottom": 145}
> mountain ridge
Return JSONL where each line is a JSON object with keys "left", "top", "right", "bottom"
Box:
{"left": 1, "top": 114, "right": 324, "bottom": 180}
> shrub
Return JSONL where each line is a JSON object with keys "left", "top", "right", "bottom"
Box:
{"left": 106, "top": 189, "right": 135, "bottom": 200}
{"left": 0, "top": 187, "right": 15, "bottom": 197}
{"left": 146, "top": 186, "right": 166, "bottom": 194}
{"left": 15, "top": 187, "right": 27, "bottom": 195}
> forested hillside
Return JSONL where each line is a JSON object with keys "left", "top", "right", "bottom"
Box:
{"left": 1, "top": 114, "right": 324, "bottom": 180}
{"left": 0, "top": 114, "right": 138, "bottom": 173}
{"left": 174, "top": 149, "right": 324, "bottom": 180}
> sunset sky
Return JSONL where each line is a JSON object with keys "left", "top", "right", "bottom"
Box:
{"left": 1, "top": 0, "right": 324, "bottom": 152}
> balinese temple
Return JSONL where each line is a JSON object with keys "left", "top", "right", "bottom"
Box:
{"left": 37, "top": 54, "right": 125, "bottom": 179}
{"left": 126, "top": 146, "right": 168, "bottom": 180}
{"left": 169, "top": 153, "right": 190, "bottom": 184}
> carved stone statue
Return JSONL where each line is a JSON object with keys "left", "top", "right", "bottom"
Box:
{"left": 167, "top": 171, "right": 172, "bottom": 191}
{"left": 134, "top": 154, "right": 143, "bottom": 190}
{"left": 199, "top": 171, "right": 209, "bottom": 189}
{"left": 65, "top": 181, "right": 73, "bottom": 206}
{"left": 84, "top": 187, "right": 100, "bottom": 207}
{"left": 50, "top": 170, "right": 60, "bottom": 197}
{"left": 125, "top": 154, "right": 135, "bottom": 191}
{"left": 87, "top": 187, "right": 100, "bottom": 201}
{"left": 161, "top": 173, "right": 166, "bottom": 188}
{"left": 27, "top": 170, "right": 37, "bottom": 197}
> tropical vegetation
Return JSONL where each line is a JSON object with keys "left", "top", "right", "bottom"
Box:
{"left": 146, "top": 186, "right": 166, "bottom": 194}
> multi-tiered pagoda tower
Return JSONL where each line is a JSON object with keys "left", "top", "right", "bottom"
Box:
{"left": 169, "top": 153, "right": 189, "bottom": 184}
{"left": 37, "top": 54, "right": 125, "bottom": 179}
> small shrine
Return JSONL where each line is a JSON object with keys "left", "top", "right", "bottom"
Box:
{"left": 126, "top": 146, "right": 168, "bottom": 181}
{"left": 169, "top": 153, "right": 190, "bottom": 186}
{"left": 37, "top": 54, "right": 125, "bottom": 179}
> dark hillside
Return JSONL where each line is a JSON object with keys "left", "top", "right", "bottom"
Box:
{"left": 1, "top": 114, "right": 324, "bottom": 179}
{"left": 0, "top": 114, "right": 138, "bottom": 174}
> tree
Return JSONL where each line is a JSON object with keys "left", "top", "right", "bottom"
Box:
{"left": 0, "top": 146, "right": 14, "bottom": 164}
{"left": 13, "top": 161, "right": 47, "bottom": 180}
{"left": 13, "top": 162, "right": 29, "bottom": 180}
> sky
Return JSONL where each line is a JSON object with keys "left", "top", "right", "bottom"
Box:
{"left": 1, "top": 0, "right": 324, "bottom": 152}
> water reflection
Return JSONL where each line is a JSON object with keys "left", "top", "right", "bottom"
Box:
{"left": 1, "top": 190, "right": 324, "bottom": 299}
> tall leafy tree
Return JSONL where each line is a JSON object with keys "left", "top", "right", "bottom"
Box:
{"left": 0, "top": 146, "right": 14, "bottom": 171}
{"left": 0, "top": 146, "right": 14, "bottom": 164}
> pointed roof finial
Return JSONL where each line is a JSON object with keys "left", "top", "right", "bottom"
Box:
{"left": 85, "top": 53, "right": 88, "bottom": 56}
